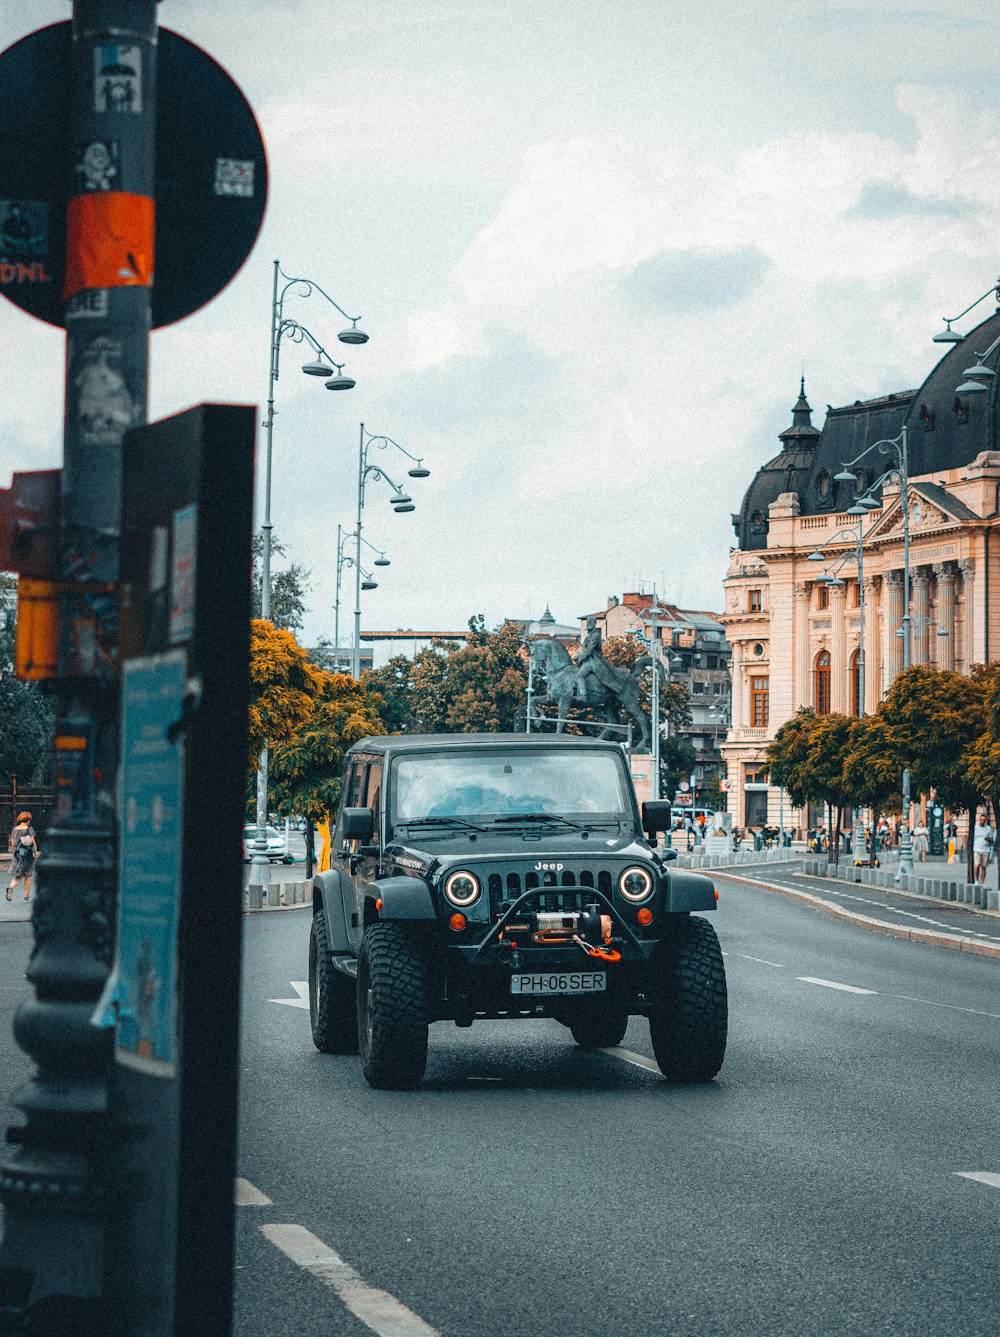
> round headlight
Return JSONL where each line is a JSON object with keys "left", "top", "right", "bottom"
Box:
{"left": 444, "top": 870, "right": 481, "bottom": 907}
{"left": 619, "top": 866, "right": 654, "bottom": 902}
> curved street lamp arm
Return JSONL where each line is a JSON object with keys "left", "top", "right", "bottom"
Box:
{"left": 363, "top": 462, "right": 406, "bottom": 496}
{"left": 841, "top": 427, "right": 906, "bottom": 476}
{"left": 276, "top": 266, "right": 363, "bottom": 324}
{"left": 940, "top": 280, "right": 1000, "bottom": 328}
{"left": 361, "top": 429, "right": 426, "bottom": 467}
{"left": 274, "top": 317, "right": 341, "bottom": 382}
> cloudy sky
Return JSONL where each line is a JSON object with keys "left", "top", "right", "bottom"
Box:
{"left": 1, "top": 1, "right": 999, "bottom": 648}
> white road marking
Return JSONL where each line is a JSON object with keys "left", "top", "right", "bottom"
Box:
{"left": 888, "top": 993, "right": 1000, "bottom": 1021}
{"left": 270, "top": 981, "right": 309, "bottom": 1009}
{"left": 954, "top": 1172, "right": 1000, "bottom": 1189}
{"left": 467, "top": 1076, "right": 503, "bottom": 1083}
{"left": 601, "top": 1046, "right": 661, "bottom": 1075}
{"left": 262, "top": 1223, "right": 438, "bottom": 1337}
{"left": 797, "top": 976, "right": 877, "bottom": 995}
{"left": 736, "top": 952, "right": 785, "bottom": 968}
{"left": 235, "top": 1177, "right": 272, "bottom": 1206}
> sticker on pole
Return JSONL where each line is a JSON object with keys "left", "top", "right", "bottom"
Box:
{"left": 0, "top": 22, "right": 267, "bottom": 328}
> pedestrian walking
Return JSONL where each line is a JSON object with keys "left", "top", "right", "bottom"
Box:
{"left": 911, "top": 822, "right": 930, "bottom": 862}
{"left": 972, "top": 811, "right": 995, "bottom": 886}
{"left": 6, "top": 811, "right": 39, "bottom": 902}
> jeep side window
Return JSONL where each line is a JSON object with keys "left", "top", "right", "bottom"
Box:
{"left": 367, "top": 762, "right": 383, "bottom": 848}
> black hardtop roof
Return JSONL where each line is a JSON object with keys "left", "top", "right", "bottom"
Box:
{"left": 348, "top": 733, "right": 627, "bottom": 756}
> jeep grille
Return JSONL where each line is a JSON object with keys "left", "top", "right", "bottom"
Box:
{"left": 487, "top": 868, "right": 614, "bottom": 917}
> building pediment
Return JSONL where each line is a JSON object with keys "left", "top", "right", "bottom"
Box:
{"left": 865, "top": 492, "right": 964, "bottom": 545}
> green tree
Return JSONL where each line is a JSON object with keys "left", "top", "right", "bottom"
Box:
{"left": 660, "top": 734, "right": 697, "bottom": 801}
{"left": 806, "top": 713, "right": 856, "bottom": 863}
{"left": 0, "top": 578, "right": 54, "bottom": 785}
{"left": 251, "top": 533, "right": 310, "bottom": 632}
{"left": 843, "top": 715, "right": 902, "bottom": 866}
{"left": 764, "top": 708, "right": 821, "bottom": 811}
{"left": 880, "top": 665, "right": 986, "bottom": 880}
{"left": 361, "top": 655, "right": 415, "bottom": 734}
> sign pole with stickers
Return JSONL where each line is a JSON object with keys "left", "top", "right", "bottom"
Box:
{"left": 0, "top": 1, "right": 267, "bottom": 1331}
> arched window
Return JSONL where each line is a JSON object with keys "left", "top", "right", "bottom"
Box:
{"left": 814, "top": 650, "right": 831, "bottom": 716}
{"left": 849, "top": 649, "right": 861, "bottom": 717}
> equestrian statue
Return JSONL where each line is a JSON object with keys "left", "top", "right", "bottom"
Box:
{"left": 527, "top": 618, "right": 660, "bottom": 750}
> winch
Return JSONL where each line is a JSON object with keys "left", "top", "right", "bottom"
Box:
{"left": 499, "top": 908, "right": 621, "bottom": 962}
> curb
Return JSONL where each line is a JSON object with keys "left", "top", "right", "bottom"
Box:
{"left": 244, "top": 877, "right": 313, "bottom": 914}
{"left": 714, "top": 868, "right": 1000, "bottom": 960}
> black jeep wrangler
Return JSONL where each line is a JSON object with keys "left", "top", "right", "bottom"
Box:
{"left": 309, "top": 733, "right": 727, "bottom": 1089}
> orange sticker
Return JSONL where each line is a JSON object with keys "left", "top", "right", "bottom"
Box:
{"left": 63, "top": 193, "right": 155, "bottom": 300}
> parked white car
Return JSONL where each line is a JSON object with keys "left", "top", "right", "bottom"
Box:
{"left": 243, "top": 824, "right": 293, "bottom": 863}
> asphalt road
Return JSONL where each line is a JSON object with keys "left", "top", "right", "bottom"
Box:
{"left": 233, "top": 878, "right": 1000, "bottom": 1337}
{"left": 0, "top": 877, "right": 995, "bottom": 1334}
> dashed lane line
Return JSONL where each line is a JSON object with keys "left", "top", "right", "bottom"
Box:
{"left": 797, "top": 976, "right": 877, "bottom": 995}
{"left": 270, "top": 981, "right": 309, "bottom": 1009}
{"left": 733, "top": 952, "right": 786, "bottom": 968}
{"left": 954, "top": 1172, "right": 1000, "bottom": 1189}
{"left": 235, "top": 1178, "right": 272, "bottom": 1206}
{"left": 601, "top": 1046, "right": 661, "bottom": 1075}
{"left": 262, "top": 1223, "right": 439, "bottom": 1337}
{"left": 890, "top": 993, "right": 1000, "bottom": 1021}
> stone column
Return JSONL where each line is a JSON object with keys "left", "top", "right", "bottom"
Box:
{"left": 731, "top": 639, "right": 743, "bottom": 729}
{"left": 863, "top": 575, "right": 880, "bottom": 714}
{"left": 883, "top": 570, "right": 903, "bottom": 688}
{"left": 830, "top": 582, "right": 847, "bottom": 713}
{"left": 934, "top": 563, "right": 956, "bottom": 671}
{"left": 913, "top": 569, "right": 930, "bottom": 664}
{"left": 959, "top": 558, "right": 976, "bottom": 668}
{"left": 795, "top": 582, "right": 811, "bottom": 709}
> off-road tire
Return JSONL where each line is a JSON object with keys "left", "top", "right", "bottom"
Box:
{"left": 649, "top": 914, "right": 727, "bottom": 1082}
{"left": 568, "top": 1002, "right": 629, "bottom": 1049}
{"left": 309, "top": 912, "right": 358, "bottom": 1054}
{"left": 358, "top": 922, "right": 428, "bottom": 1089}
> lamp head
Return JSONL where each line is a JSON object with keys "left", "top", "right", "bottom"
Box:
{"left": 391, "top": 493, "right": 412, "bottom": 506}
{"left": 846, "top": 503, "right": 868, "bottom": 516}
{"left": 833, "top": 469, "right": 856, "bottom": 483}
{"left": 956, "top": 379, "right": 988, "bottom": 395}
{"left": 408, "top": 465, "right": 430, "bottom": 479}
{"left": 361, "top": 579, "right": 378, "bottom": 591}
{"left": 933, "top": 322, "right": 963, "bottom": 344}
{"left": 338, "top": 324, "right": 369, "bottom": 345}
{"left": 393, "top": 502, "right": 416, "bottom": 513}
{"left": 374, "top": 557, "right": 390, "bottom": 567}
{"left": 302, "top": 359, "right": 333, "bottom": 377}
{"left": 807, "top": 550, "right": 825, "bottom": 562}
{"left": 325, "top": 364, "right": 356, "bottom": 391}
{"left": 962, "top": 363, "right": 996, "bottom": 380}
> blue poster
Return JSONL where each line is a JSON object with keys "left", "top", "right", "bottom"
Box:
{"left": 98, "top": 650, "right": 186, "bottom": 1075}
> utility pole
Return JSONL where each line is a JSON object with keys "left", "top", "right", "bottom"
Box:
{"left": 0, "top": 0, "right": 157, "bottom": 1323}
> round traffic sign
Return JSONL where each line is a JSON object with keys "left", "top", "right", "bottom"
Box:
{"left": 0, "top": 22, "right": 267, "bottom": 328}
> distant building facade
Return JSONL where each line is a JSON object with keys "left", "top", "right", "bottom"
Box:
{"left": 721, "top": 313, "right": 1000, "bottom": 830}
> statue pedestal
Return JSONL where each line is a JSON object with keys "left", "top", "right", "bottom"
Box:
{"left": 629, "top": 753, "right": 654, "bottom": 806}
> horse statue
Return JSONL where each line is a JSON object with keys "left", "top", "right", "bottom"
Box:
{"left": 527, "top": 636, "right": 659, "bottom": 750}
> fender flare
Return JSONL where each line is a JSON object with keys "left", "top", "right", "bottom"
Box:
{"left": 365, "top": 875, "right": 437, "bottom": 921}
{"left": 664, "top": 869, "right": 718, "bottom": 913}
{"left": 313, "top": 870, "right": 353, "bottom": 954}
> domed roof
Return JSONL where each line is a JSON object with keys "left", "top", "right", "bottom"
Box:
{"left": 733, "top": 307, "right": 1000, "bottom": 551}
{"left": 733, "top": 379, "right": 820, "bottom": 551}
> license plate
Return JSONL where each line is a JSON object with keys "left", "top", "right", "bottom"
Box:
{"left": 510, "top": 971, "right": 606, "bottom": 996}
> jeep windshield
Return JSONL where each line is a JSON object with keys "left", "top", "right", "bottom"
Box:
{"left": 390, "top": 749, "right": 632, "bottom": 831}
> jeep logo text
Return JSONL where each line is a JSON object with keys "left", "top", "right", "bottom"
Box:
{"left": 534, "top": 862, "right": 564, "bottom": 871}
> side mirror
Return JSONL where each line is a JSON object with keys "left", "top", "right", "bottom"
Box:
{"left": 661, "top": 848, "right": 678, "bottom": 862}
{"left": 641, "top": 800, "right": 672, "bottom": 837}
{"left": 342, "top": 807, "right": 374, "bottom": 842}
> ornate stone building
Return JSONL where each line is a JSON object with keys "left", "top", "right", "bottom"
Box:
{"left": 721, "top": 310, "right": 1000, "bottom": 830}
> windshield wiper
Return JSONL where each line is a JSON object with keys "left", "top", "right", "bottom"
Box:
{"left": 401, "top": 816, "right": 489, "bottom": 833}
{"left": 491, "top": 813, "right": 589, "bottom": 830}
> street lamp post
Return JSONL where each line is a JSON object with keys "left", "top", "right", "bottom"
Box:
{"left": 335, "top": 526, "right": 389, "bottom": 673}
{"left": 352, "top": 424, "right": 430, "bottom": 679}
{"left": 640, "top": 596, "right": 683, "bottom": 803}
{"left": 834, "top": 427, "right": 912, "bottom": 875}
{"left": 256, "top": 262, "right": 366, "bottom": 870}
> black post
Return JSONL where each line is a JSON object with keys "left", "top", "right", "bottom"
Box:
{"left": 0, "top": 1, "right": 157, "bottom": 1328}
